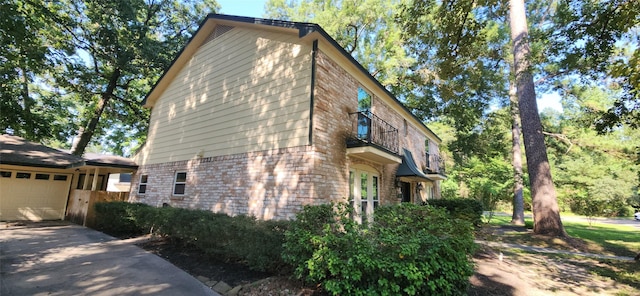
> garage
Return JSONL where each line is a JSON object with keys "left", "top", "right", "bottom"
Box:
{"left": 1, "top": 134, "right": 138, "bottom": 222}
{"left": 0, "top": 134, "right": 86, "bottom": 221}
{"left": 0, "top": 169, "right": 73, "bottom": 220}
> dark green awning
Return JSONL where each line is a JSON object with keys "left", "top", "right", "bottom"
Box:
{"left": 396, "top": 148, "right": 432, "bottom": 181}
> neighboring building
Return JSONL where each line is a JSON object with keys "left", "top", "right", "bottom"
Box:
{"left": 131, "top": 14, "right": 446, "bottom": 222}
{"left": 0, "top": 134, "right": 137, "bottom": 221}
{"left": 106, "top": 173, "right": 132, "bottom": 192}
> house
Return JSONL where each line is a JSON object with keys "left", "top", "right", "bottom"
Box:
{"left": 130, "top": 14, "right": 446, "bottom": 222}
{"left": 0, "top": 134, "right": 137, "bottom": 221}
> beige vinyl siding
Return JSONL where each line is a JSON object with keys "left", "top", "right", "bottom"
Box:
{"left": 140, "top": 27, "right": 313, "bottom": 165}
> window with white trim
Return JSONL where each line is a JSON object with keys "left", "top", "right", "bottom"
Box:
{"left": 138, "top": 174, "right": 148, "bottom": 194}
{"left": 173, "top": 172, "right": 187, "bottom": 196}
{"left": 349, "top": 166, "right": 379, "bottom": 224}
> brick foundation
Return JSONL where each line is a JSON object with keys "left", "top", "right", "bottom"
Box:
{"left": 130, "top": 146, "right": 324, "bottom": 220}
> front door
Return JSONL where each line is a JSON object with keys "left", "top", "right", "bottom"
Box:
{"left": 400, "top": 182, "right": 411, "bottom": 203}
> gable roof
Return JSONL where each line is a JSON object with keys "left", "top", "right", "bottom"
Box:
{"left": 0, "top": 134, "right": 85, "bottom": 169}
{"left": 0, "top": 134, "right": 138, "bottom": 170}
{"left": 143, "top": 14, "right": 441, "bottom": 142}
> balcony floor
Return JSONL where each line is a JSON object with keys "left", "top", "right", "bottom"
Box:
{"left": 346, "top": 146, "right": 401, "bottom": 164}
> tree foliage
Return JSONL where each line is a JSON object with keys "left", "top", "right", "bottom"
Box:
{"left": 265, "top": 0, "right": 413, "bottom": 87}
{"left": 398, "top": 0, "right": 510, "bottom": 152}
{"left": 535, "top": 0, "right": 640, "bottom": 131}
{"left": 59, "top": 0, "right": 218, "bottom": 155}
{"left": 1, "top": 0, "right": 218, "bottom": 155}
{"left": 542, "top": 86, "right": 639, "bottom": 217}
{"left": 0, "top": 0, "right": 73, "bottom": 143}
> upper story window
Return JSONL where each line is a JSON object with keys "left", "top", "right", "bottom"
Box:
{"left": 425, "top": 139, "right": 432, "bottom": 168}
{"left": 357, "top": 87, "right": 371, "bottom": 111}
{"left": 425, "top": 139, "right": 430, "bottom": 155}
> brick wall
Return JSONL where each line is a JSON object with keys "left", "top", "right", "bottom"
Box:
{"left": 312, "top": 50, "right": 436, "bottom": 204}
{"left": 312, "top": 51, "right": 404, "bottom": 205}
{"left": 130, "top": 146, "right": 322, "bottom": 220}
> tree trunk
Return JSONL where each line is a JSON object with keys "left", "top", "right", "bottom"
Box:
{"left": 509, "top": 78, "right": 525, "bottom": 225}
{"left": 18, "top": 62, "right": 36, "bottom": 140}
{"left": 70, "top": 68, "right": 121, "bottom": 156}
{"left": 509, "top": 0, "right": 566, "bottom": 236}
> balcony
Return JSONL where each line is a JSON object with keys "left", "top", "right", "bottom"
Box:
{"left": 424, "top": 153, "right": 446, "bottom": 180}
{"left": 346, "top": 111, "right": 401, "bottom": 164}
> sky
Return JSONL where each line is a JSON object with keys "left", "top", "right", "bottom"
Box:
{"left": 216, "top": 0, "right": 562, "bottom": 112}
{"left": 218, "top": 0, "right": 268, "bottom": 18}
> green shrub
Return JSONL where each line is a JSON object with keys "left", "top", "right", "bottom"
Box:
{"left": 617, "top": 205, "right": 635, "bottom": 217}
{"left": 92, "top": 202, "right": 289, "bottom": 272}
{"left": 281, "top": 203, "right": 337, "bottom": 279}
{"left": 282, "top": 203, "right": 476, "bottom": 295}
{"left": 427, "top": 198, "right": 483, "bottom": 226}
{"left": 93, "top": 201, "right": 152, "bottom": 236}
{"left": 231, "top": 218, "right": 290, "bottom": 272}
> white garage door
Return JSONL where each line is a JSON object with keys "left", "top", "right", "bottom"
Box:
{"left": 0, "top": 169, "right": 72, "bottom": 221}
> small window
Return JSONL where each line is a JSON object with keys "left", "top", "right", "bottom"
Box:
{"left": 53, "top": 175, "right": 68, "bottom": 181}
{"left": 0, "top": 171, "right": 11, "bottom": 178}
{"left": 404, "top": 119, "right": 408, "bottom": 136}
{"left": 16, "top": 172, "right": 31, "bottom": 179}
{"left": 138, "top": 174, "right": 148, "bottom": 194}
{"left": 119, "top": 173, "right": 132, "bottom": 183}
{"left": 173, "top": 172, "right": 187, "bottom": 196}
{"left": 35, "top": 173, "right": 50, "bottom": 180}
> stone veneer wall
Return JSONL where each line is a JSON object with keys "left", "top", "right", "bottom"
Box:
{"left": 130, "top": 146, "right": 321, "bottom": 220}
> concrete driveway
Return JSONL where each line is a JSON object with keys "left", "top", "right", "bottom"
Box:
{"left": 0, "top": 221, "right": 220, "bottom": 296}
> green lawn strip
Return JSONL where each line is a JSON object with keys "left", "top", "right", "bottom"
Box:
{"left": 568, "top": 257, "right": 640, "bottom": 292}
{"left": 482, "top": 215, "right": 640, "bottom": 257}
{"left": 562, "top": 220, "right": 640, "bottom": 258}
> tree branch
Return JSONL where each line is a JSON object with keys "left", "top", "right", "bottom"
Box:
{"left": 542, "top": 131, "right": 573, "bottom": 153}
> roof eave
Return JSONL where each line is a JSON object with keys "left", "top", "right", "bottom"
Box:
{"left": 0, "top": 160, "right": 71, "bottom": 170}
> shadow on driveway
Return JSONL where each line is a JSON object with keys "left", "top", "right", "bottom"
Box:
{"left": 0, "top": 221, "right": 219, "bottom": 296}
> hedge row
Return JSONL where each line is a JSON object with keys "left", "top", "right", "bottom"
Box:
{"left": 426, "top": 198, "right": 484, "bottom": 226}
{"left": 95, "top": 201, "right": 478, "bottom": 295}
{"left": 93, "top": 202, "right": 289, "bottom": 272}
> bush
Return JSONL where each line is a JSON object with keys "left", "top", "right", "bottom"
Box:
{"left": 427, "top": 198, "right": 483, "bottom": 226}
{"left": 282, "top": 203, "right": 476, "bottom": 295}
{"left": 232, "top": 218, "right": 290, "bottom": 272}
{"left": 92, "top": 202, "right": 289, "bottom": 272}
{"left": 93, "top": 201, "right": 152, "bottom": 236}
{"left": 617, "top": 205, "right": 636, "bottom": 217}
{"left": 282, "top": 203, "right": 356, "bottom": 281}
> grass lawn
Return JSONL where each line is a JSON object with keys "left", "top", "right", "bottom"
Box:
{"left": 484, "top": 214, "right": 640, "bottom": 257}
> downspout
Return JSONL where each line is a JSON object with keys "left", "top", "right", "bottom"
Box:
{"left": 308, "top": 40, "right": 318, "bottom": 145}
